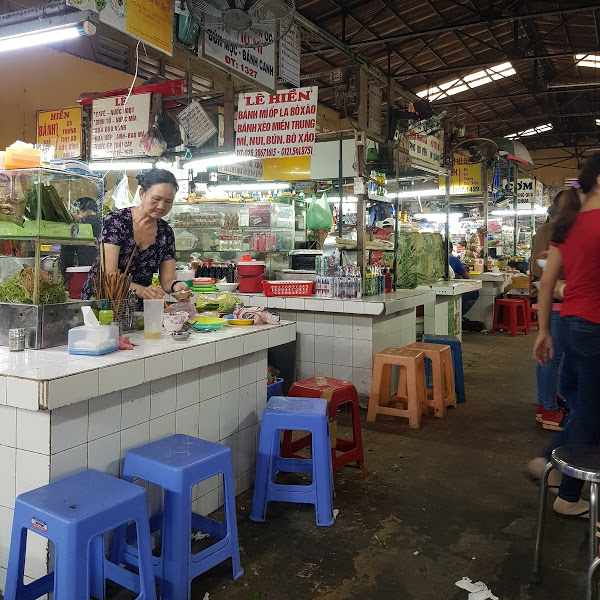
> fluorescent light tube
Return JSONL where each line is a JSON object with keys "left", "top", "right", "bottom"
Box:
{"left": 388, "top": 189, "right": 445, "bottom": 199}
{"left": 211, "top": 182, "right": 290, "bottom": 192}
{"left": 89, "top": 161, "right": 153, "bottom": 171}
{"left": 184, "top": 154, "right": 255, "bottom": 171}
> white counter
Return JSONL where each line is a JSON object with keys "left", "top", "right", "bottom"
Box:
{"left": 465, "top": 273, "right": 509, "bottom": 329}
{"left": 0, "top": 322, "right": 296, "bottom": 590}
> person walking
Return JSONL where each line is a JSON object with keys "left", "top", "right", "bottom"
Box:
{"left": 531, "top": 154, "right": 600, "bottom": 517}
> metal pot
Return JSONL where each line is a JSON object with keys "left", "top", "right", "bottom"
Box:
{"left": 40, "top": 255, "right": 60, "bottom": 279}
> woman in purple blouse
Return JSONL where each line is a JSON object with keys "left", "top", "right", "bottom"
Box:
{"left": 82, "top": 169, "right": 189, "bottom": 300}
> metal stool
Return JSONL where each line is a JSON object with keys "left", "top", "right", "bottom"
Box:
{"left": 531, "top": 445, "right": 600, "bottom": 600}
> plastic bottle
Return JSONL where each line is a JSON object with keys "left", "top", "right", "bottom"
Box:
{"left": 384, "top": 267, "right": 392, "bottom": 293}
{"left": 99, "top": 299, "right": 114, "bottom": 326}
{"left": 226, "top": 261, "right": 236, "bottom": 283}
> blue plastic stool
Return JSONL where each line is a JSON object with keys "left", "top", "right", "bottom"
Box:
{"left": 113, "top": 434, "right": 243, "bottom": 600}
{"left": 4, "top": 469, "right": 156, "bottom": 600}
{"left": 250, "top": 396, "right": 334, "bottom": 527}
{"left": 423, "top": 334, "right": 466, "bottom": 404}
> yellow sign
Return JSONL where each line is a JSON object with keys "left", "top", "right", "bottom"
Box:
{"left": 37, "top": 107, "right": 83, "bottom": 159}
{"left": 126, "top": 0, "right": 174, "bottom": 55}
{"left": 263, "top": 157, "right": 311, "bottom": 181}
{"left": 439, "top": 154, "right": 482, "bottom": 195}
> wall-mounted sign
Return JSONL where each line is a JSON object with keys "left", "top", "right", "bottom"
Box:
{"left": 279, "top": 25, "right": 301, "bottom": 88}
{"left": 408, "top": 128, "right": 444, "bottom": 170}
{"left": 438, "top": 154, "right": 482, "bottom": 195}
{"left": 235, "top": 87, "right": 318, "bottom": 158}
{"left": 502, "top": 178, "right": 536, "bottom": 202}
{"left": 91, "top": 93, "right": 151, "bottom": 159}
{"left": 201, "top": 27, "right": 276, "bottom": 92}
{"left": 219, "top": 159, "right": 263, "bottom": 179}
{"left": 535, "top": 179, "right": 544, "bottom": 205}
{"left": 68, "top": 0, "right": 174, "bottom": 55}
{"left": 37, "top": 107, "right": 83, "bottom": 159}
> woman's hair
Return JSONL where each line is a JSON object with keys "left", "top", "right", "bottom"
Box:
{"left": 136, "top": 169, "right": 179, "bottom": 193}
{"left": 73, "top": 197, "right": 97, "bottom": 213}
{"left": 551, "top": 154, "right": 600, "bottom": 243}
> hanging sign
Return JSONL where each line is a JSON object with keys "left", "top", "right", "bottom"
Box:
{"left": 219, "top": 159, "right": 264, "bottom": 179}
{"left": 68, "top": 0, "right": 173, "bottom": 54}
{"left": 438, "top": 154, "right": 482, "bottom": 195}
{"left": 408, "top": 128, "right": 443, "bottom": 170}
{"left": 177, "top": 101, "right": 217, "bottom": 148}
{"left": 502, "top": 178, "right": 535, "bottom": 202}
{"left": 36, "top": 107, "right": 83, "bottom": 159}
{"left": 90, "top": 93, "right": 151, "bottom": 159}
{"left": 279, "top": 25, "right": 301, "bottom": 88}
{"left": 235, "top": 87, "right": 318, "bottom": 159}
{"left": 535, "top": 179, "right": 544, "bottom": 205}
{"left": 201, "top": 28, "right": 276, "bottom": 92}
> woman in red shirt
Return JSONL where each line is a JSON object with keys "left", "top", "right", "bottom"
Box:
{"left": 532, "top": 154, "right": 600, "bottom": 517}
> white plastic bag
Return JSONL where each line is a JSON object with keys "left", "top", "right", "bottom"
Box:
{"left": 104, "top": 176, "right": 134, "bottom": 211}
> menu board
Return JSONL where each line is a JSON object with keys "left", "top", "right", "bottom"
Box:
{"left": 279, "top": 25, "right": 301, "bottom": 88}
{"left": 439, "top": 154, "right": 482, "bottom": 195}
{"left": 91, "top": 93, "right": 151, "bottom": 159}
{"left": 235, "top": 87, "right": 318, "bottom": 159}
{"left": 177, "top": 101, "right": 217, "bottom": 148}
{"left": 68, "top": 0, "right": 174, "bottom": 54}
{"left": 202, "top": 27, "right": 276, "bottom": 92}
{"left": 37, "top": 107, "right": 83, "bottom": 159}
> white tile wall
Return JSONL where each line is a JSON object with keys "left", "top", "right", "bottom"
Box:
{"left": 0, "top": 376, "right": 6, "bottom": 405}
{"left": 144, "top": 350, "right": 183, "bottom": 382}
{"left": 200, "top": 363, "right": 221, "bottom": 401}
{"left": 46, "top": 371, "right": 99, "bottom": 410}
{"left": 240, "top": 353, "right": 257, "bottom": 387}
{"left": 98, "top": 360, "right": 144, "bottom": 396}
{"left": 199, "top": 396, "right": 220, "bottom": 443}
{"left": 150, "top": 376, "right": 177, "bottom": 419}
{"left": 6, "top": 379, "right": 40, "bottom": 411}
{"left": 88, "top": 392, "right": 121, "bottom": 442}
{"left": 150, "top": 412, "right": 176, "bottom": 442}
{"left": 220, "top": 358, "right": 240, "bottom": 394}
{"left": 183, "top": 342, "right": 216, "bottom": 371}
{"left": 297, "top": 334, "right": 315, "bottom": 363}
{"left": 16, "top": 451, "right": 49, "bottom": 497}
{"left": 16, "top": 410, "right": 50, "bottom": 455}
{"left": 176, "top": 369, "right": 200, "bottom": 410}
{"left": 121, "top": 383, "right": 151, "bottom": 429}
{"left": 220, "top": 391, "right": 239, "bottom": 439}
{"left": 0, "top": 406, "right": 16, "bottom": 448}
{"left": 296, "top": 312, "right": 315, "bottom": 335}
{"left": 88, "top": 432, "right": 120, "bottom": 477}
{"left": 0, "top": 445, "right": 16, "bottom": 508}
{"left": 50, "top": 401, "right": 88, "bottom": 454}
{"left": 314, "top": 313, "right": 334, "bottom": 337}
{"left": 175, "top": 404, "right": 200, "bottom": 439}
{"left": 50, "top": 444, "right": 88, "bottom": 482}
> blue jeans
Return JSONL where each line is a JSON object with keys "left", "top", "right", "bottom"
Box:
{"left": 536, "top": 311, "right": 564, "bottom": 411}
{"left": 545, "top": 316, "right": 600, "bottom": 502}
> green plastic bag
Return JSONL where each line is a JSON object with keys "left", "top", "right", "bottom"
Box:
{"left": 306, "top": 192, "right": 333, "bottom": 231}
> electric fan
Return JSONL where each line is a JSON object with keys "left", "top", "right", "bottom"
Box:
{"left": 186, "top": 0, "right": 295, "bottom": 48}
{"left": 453, "top": 138, "right": 498, "bottom": 164}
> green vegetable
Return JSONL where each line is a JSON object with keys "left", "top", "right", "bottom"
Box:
{"left": 0, "top": 278, "right": 30, "bottom": 303}
{"left": 0, "top": 267, "right": 67, "bottom": 304}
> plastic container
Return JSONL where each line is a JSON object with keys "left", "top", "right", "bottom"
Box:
{"left": 238, "top": 275, "right": 264, "bottom": 293}
{"left": 4, "top": 147, "right": 41, "bottom": 169}
{"left": 237, "top": 260, "right": 266, "bottom": 277}
{"left": 143, "top": 298, "right": 163, "bottom": 339}
{"left": 266, "top": 378, "right": 284, "bottom": 400}
{"left": 163, "top": 311, "right": 188, "bottom": 332}
{"left": 65, "top": 266, "right": 91, "bottom": 300}
{"left": 68, "top": 324, "right": 119, "bottom": 355}
{"left": 263, "top": 280, "right": 314, "bottom": 297}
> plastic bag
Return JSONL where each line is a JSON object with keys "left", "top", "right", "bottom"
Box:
{"left": 104, "top": 176, "right": 134, "bottom": 212}
{"left": 306, "top": 192, "right": 333, "bottom": 231}
{"left": 169, "top": 298, "right": 196, "bottom": 318}
{"left": 139, "top": 116, "right": 167, "bottom": 157}
{"left": 159, "top": 111, "right": 183, "bottom": 149}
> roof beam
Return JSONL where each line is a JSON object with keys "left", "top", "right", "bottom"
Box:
{"left": 431, "top": 87, "right": 600, "bottom": 106}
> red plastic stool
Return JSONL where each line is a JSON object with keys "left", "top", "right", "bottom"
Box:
{"left": 281, "top": 376, "right": 364, "bottom": 475}
{"left": 492, "top": 298, "right": 529, "bottom": 337}
{"left": 526, "top": 299, "right": 539, "bottom": 330}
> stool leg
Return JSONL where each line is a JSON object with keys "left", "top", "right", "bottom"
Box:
{"left": 406, "top": 361, "right": 422, "bottom": 429}
{"left": 162, "top": 491, "right": 192, "bottom": 600}
{"left": 4, "top": 525, "right": 27, "bottom": 600}
{"left": 221, "top": 452, "right": 244, "bottom": 580}
{"left": 590, "top": 483, "right": 599, "bottom": 567}
{"left": 431, "top": 355, "right": 444, "bottom": 418}
{"left": 90, "top": 534, "right": 105, "bottom": 600}
{"left": 250, "top": 421, "right": 275, "bottom": 522}
{"left": 453, "top": 347, "right": 466, "bottom": 404}
{"left": 510, "top": 305, "right": 518, "bottom": 337}
{"left": 367, "top": 361, "right": 384, "bottom": 422}
{"left": 531, "top": 461, "right": 552, "bottom": 584}
{"left": 491, "top": 304, "right": 499, "bottom": 334}
{"left": 55, "top": 539, "right": 90, "bottom": 599}
{"left": 349, "top": 391, "right": 364, "bottom": 467}
{"left": 134, "top": 516, "right": 159, "bottom": 600}
{"left": 586, "top": 557, "right": 600, "bottom": 600}
{"left": 443, "top": 352, "right": 457, "bottom": 409}
{"left": 312, "top": 419, "right": 334, "bottom": 527}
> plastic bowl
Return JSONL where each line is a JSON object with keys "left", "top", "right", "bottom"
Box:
{"left": 216, "top": 282, "right": 239, "bottom": 292}
{"left": 224, "top": 314, "right": 254, "bottom": 326}
{"left": 191, "top": 317, "right": 227, "bottom": 331}
{"left": 537, "top": 258, "right": 548, "bottom": 269}
{"left": 163, "top": 311, "right": 188, "bottom": 332}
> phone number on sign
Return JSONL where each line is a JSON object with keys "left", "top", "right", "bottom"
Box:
{"left": 224, "top": 56, "right": 258, "bottom": 79}
{"left": 237, "top": 146, "right": 313, "bottom": 158}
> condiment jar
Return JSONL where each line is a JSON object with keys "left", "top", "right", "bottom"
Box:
{"left": 8, "top": 328, "right": 25, "bottom": 352}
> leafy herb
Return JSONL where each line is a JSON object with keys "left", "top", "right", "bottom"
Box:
{"left": 0, "top": 267, "right": 67, "bottom": 304}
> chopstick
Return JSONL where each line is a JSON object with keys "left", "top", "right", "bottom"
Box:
{"left": 164, "top": 300, "right": 173, "bottom": 315}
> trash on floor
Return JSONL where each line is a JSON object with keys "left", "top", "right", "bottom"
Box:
{"left": 455, "top": 577, "right": 499, "bottom": 600}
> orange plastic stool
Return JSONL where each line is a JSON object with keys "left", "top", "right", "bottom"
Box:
{"left": 492, "top": 298, "right": 529, "bottom": 336}
{"left": 367, "top": 347, "right": 428, "bottom": 429}
{"left": 281, "top": 377, "right": 364, "bottom": 474}
{"left": 404, "top": 342, "right": 457, "bottom": 418}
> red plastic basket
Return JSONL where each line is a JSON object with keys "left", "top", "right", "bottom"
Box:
{"left": 263, "top": 280, "right": 314, "bottom": 297}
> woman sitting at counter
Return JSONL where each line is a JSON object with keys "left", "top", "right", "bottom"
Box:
{"left": 81, "top": 169, "right": 189, "bottom": 300}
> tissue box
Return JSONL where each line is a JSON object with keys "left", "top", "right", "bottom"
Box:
{"left": 68, "top": 325, "right": 119, "bottom": 355}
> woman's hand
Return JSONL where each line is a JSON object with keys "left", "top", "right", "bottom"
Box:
{"left": 533, "top": 332, "right": 554, "bottom": 366}
{"left": 137, "top": 285, "right": 164, "bottom": 299}
{"left": 172, "top": 282, "right": 189, "bottom": 293}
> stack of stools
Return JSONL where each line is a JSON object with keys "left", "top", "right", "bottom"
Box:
{"left": 281, "top": 376, "right": 364, "bottom": 475}
{"left": 112, "top": 434, "right": 243, "bottom": 600}
{"left": 368, "top": 347, "right": 428, "bottom": 429}
{"left": 492, "top": 298, "right": 529, "bottom": 336}
{"left": 5, "top": 469, "right": 157, "bottom": 600}
{"left": 422, "top": 333, "right": 466, "bottom": 404}
{"left": 404, "top": 342, "right": 457, "bottom": 418}
{"left": 251, "top": 396, "right": 335, "bottom": 526}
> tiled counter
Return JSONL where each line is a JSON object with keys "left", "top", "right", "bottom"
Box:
{"left": 0, "top": 321, "right": 296, "bottom": 592}
{"left": 464, "top": 273, "right": 509, "bottom": 329}
{"left": 239, "top": 290, "right": 434, "bottom": 397}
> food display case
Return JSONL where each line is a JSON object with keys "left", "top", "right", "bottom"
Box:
{"left": 0, "top": 168, "right": 101, "bottom": 348}
{"left": 167, "top": 200, "right": 295, "bottom": 276}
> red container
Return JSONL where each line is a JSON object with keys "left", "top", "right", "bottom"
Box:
{"left": 66, "top": 266, "right": 91, "bottom": 299}
{"left": 263, "top": 280, "right": 314, "bottom": 297}
{"left": 238, "top": 260, "right": 266, "bottom": 277}
{"left": 238, "top": 275, "right": 265, "bottom": 293}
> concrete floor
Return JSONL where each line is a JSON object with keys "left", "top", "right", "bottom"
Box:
{"left": 194, "top": 332, "right": 589, "bottom": 600}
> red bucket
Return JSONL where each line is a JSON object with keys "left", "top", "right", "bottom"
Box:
{"left": 238, "top": 275, "right": 265, "bottom": 293}
{"left": 237, "top": 260, "right": 266, "bottom": 277}
{"left": 66, "top": 266, "right": 91, "bottom": 299}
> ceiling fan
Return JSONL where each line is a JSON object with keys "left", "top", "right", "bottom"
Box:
{"left": 453, "top": 138, "right": 498, "bottom": 164}
{"left": 186, "top": 0, "right": 295, "bottom": 48}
